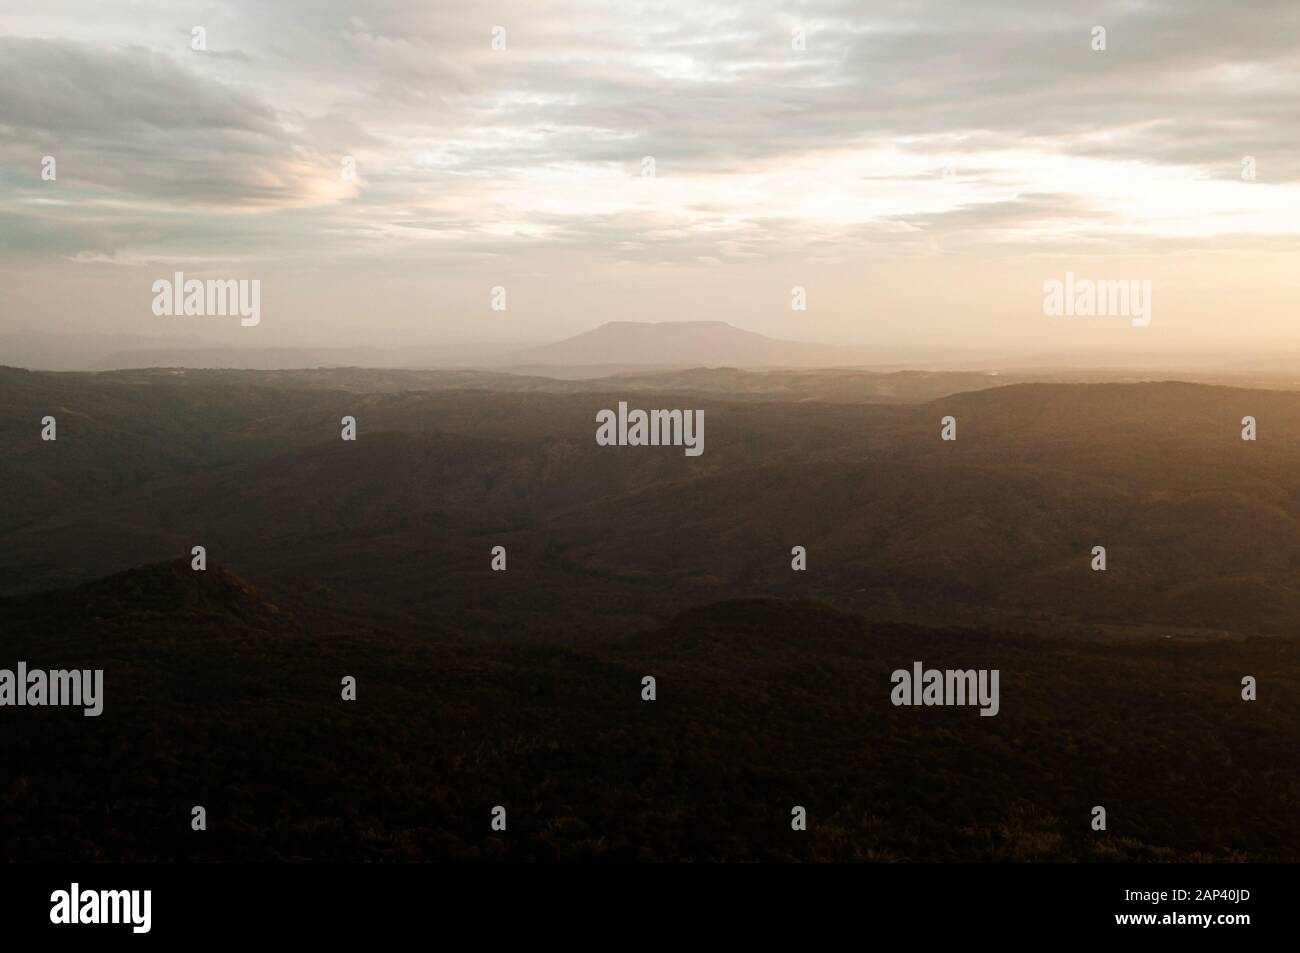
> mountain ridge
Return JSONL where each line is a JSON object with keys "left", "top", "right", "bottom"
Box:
{"left": 497, "top": 319, "right": 870, "bottom": 369}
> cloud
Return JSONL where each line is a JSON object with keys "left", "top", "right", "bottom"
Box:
{"left": 0, "top": 36, "right": 352, "bottom": 210}
{"left": 3, "top": 0, "right": 1300, "bottom": 348}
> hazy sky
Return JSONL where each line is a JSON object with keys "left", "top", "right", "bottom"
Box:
{"left": 2, "top": 0, "right": 1299, "bottom": 354}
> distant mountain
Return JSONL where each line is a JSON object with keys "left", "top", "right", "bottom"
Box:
{"left": 497, "top": 320, "right": 871, "bottom": 369}
{"left": 92, "top": 346, "right": 431, "bottom": 371}
{"left": 14, "top": 321, "right": 1300, "bottom": 381}
{"left": 0, "top": 331, "right": 215, "bottom": 371}
{"left": 81, "top": 321, "right": 871, "bottom": 372}
{"left": 0, "top": 331, "right": 518, "bottom": 371}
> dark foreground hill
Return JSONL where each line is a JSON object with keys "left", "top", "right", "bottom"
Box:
{"left": 1, "top": 562, "right": 1296, "bottom": 861}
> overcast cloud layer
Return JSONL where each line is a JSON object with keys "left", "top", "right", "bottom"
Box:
{"left": 2, "top": 0, "right": 1299, "bottom": 354}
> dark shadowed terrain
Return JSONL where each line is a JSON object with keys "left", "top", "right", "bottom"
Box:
{"left": 1, "top": 364, "right": 1297, "bottom": 861}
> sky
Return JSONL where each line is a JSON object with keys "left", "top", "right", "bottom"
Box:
{"left": 2, "top": 0, "right": 1300, "bottom": 357}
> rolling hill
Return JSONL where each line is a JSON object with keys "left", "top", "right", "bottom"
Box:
{"left": 1, "top": 562, "right": 1294, "bottom": 861}
{"left": 4, "top": 367, "right": 1300, "bottom": 640}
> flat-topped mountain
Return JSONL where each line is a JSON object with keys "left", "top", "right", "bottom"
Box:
{"left": 499, "top": 320, "right": 869, "bottom": 369}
